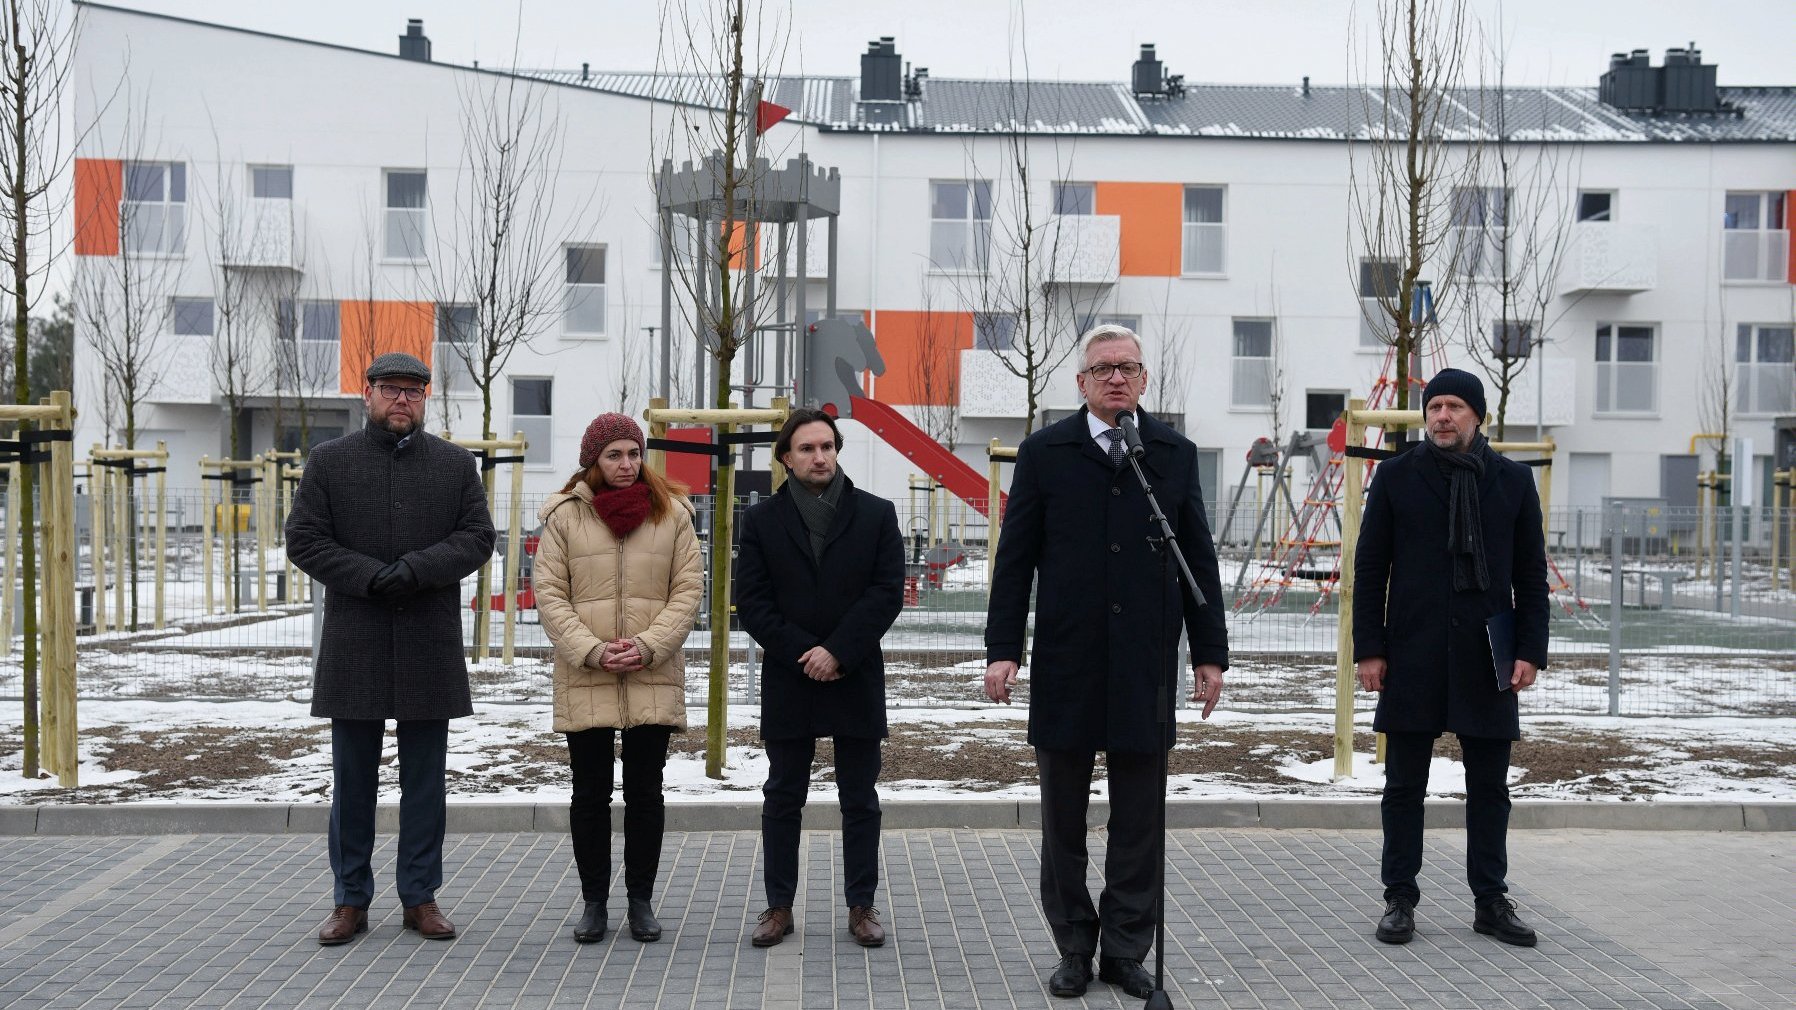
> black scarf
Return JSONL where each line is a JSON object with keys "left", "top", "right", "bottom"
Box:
{"left": 1419, "top": 433, "right": 1491, "bottom": 592}
{"left": 789, "top": 468, "right": 846, "bottom": 562}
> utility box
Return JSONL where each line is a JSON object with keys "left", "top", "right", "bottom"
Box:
{"left": 1601, "top": 497, "right": 1669, "bottom": 553}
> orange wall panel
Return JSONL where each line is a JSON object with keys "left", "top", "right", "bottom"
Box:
{"left": 338, "top": 300, "right": 436, "bottom": 394}
{"left": 1095, "top": 181, "right": 1183, "bottom": 277}
{"left": 1787, "top": 190, "right": 1796, "bottom": 284}
{"left": 872, "top": 310, "right": 973, "bottom": 406}
{"left": 74, "top": 159, "right": 121, "bottom": 257}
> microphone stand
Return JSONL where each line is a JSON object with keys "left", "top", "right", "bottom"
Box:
{"left": 1117, "top": 412, "right": 1204, "bottom": 1010}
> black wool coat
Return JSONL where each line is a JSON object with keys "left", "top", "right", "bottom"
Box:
{"left": 1352, "top": 444, "right": 1550, "bottom": 740}
{"left": 734, "top": 475, "right": 905, "bottom": 741}
{"left": 985, "top": 408, "right": 1229, "bottom": 753}
{"left": 285, "top": 425, "right": 497, "bottom": 721}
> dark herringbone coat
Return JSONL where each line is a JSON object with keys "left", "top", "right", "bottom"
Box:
{"left": 984, "top": 408, "right": 1230, "bottom": 753}
{"left": 285, "top": 425, "right": 496, "bottom": 721}
{"left": 1351, "top": 444, "right": 1550, "bottom": 740}
{"left": 733, "top": 476, "right": 905, "bottom": 741}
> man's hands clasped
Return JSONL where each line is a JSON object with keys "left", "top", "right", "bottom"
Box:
{"left": 984, "top": 660, "right": 1224, "bottom": 720}
{"left": 368, "top": 559, "right": 418, "bottom": 598}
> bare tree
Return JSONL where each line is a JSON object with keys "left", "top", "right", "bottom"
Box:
{"left": 1, "top": 0, "right": 87, "bottom": 776}
{"left": 652, "top": 0, "right": 793, "bottom": 779}
{"left": 909, "top": 283, "right": 962, "bottom": 451}
{"left": 1347, "top": 0, "right": 1481, "bottom": 410}
{"left": 609, "top": 272, "right": 647, "bottom": 415}
{"left": 1453, "top": 29, "right": 1580, "bottom": 440}
{"left": 1144, "top": 278, "right": 1190, "bottom": 421}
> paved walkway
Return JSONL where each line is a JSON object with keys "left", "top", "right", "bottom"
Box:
{"left": 0, "top": 826, "right": 1788, "bottom": 1009}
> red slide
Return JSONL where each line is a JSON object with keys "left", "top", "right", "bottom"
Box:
{"left": 849, "top": 395, "right": 1006, "bottom": 518}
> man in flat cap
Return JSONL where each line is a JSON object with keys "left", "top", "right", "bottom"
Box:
{"left": 287, "top": 352, "right": 496, "bottom": 946}
{"left": 1353, "top": 367, "right": 1549, "bottom": 948}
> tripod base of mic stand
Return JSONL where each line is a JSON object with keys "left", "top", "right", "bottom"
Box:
{"left": 1145, "top": 988, "right": 1175, "bottom": 1009}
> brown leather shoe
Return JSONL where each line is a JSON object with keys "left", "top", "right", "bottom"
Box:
{"left": 750, "top": 906, "right": 793, "bottom": 947}
{"left": 318, "top": 905, "right": 367, "bottom": 946}
{"left": 402, "top": 901, "right": 456, "bottom": 940}
{"left": 848, "top": 905, "right": 886, "bottom": 947}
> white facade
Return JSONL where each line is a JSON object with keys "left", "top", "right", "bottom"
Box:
{"left": 70, "top": 6, "right": 1796, "bottom": 513}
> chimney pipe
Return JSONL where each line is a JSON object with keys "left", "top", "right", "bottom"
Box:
{"left": 1302, "top": 75, "right": 1310, "bottom": 97}
{"left": 581, "top": 62, "right": 590, "bottom": 81}
{"left": 398, "top": 19, "right": 431, "bottom": 62}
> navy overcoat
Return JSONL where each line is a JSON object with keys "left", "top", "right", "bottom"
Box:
{"left": 734, "top": 476, "right": 905, "bottom": 741}
{"left": 984, "top": 408, "right": 1229, "bottom": 753}
{"left": 1352, "top": 444, "right": 1550, "bottom": 740}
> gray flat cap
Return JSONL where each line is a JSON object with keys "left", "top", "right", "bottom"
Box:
{"left": 366, "top": 352, "right": 431, "bottom": 384}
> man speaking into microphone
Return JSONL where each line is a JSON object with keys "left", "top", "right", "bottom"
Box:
{"left": 984, "top": 324, "right": 1229, "bottom": 1000}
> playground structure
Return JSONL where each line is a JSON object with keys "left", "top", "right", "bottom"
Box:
{"left": 442, "top": 431, "right": 528, "bottom": 666}
{"left": 903, "top": 473, "right": 968, "bottom": 601}
{"left": 1, "top": 393, "right": 79, "bottom": 786}
{"left": 87, "top": 443, "right": 170, "bottom": 633}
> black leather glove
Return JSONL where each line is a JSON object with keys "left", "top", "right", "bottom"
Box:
{"left": 368, "top": 559, "right": 419, "bottom": 597}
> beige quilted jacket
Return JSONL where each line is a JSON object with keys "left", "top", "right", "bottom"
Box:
{"left": 533, "top": 482, "right": 704, "bottom": 732}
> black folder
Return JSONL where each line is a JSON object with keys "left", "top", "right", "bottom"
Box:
{"left": 1486, "top": 607, "right": 1516, "bottom": 691}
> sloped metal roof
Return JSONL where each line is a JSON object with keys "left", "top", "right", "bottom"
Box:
{"left": 521, "top": 69, "right": 1796, "bottom": 143}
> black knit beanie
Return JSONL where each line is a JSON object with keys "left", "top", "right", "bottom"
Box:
{"left": 1421, "top": 367, "right": 1486, "bottom": 421}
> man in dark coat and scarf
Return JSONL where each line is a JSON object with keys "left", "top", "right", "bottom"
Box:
{"left": 286, "top": 352, "right": 496, "bottom": 947}
{"left": 734, "top": 408, "right": 905, "bottom": 949}
{"left": 1354, "top": 367, "right": 1550, "bottom": 949}
{"left": 983, "top": 324, "right": 1229, "bottom": 1000}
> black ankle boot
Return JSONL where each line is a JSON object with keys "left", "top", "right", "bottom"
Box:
{"left": 573, "top": 900, "right": 607, "bottom": 943}
{"left": 626, "top": 898, "right": 662, "bottom": 942}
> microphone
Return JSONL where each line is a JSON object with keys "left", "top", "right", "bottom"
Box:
{"left": 1115, "top": 410, "right": 1146, "bottom": 459}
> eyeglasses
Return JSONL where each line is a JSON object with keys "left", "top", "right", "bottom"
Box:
{"left": 373, "top": 383, "right": 426, "bottom": 402}
{"left": 1082, "top": 361, "right": 1144, "bottom": 381}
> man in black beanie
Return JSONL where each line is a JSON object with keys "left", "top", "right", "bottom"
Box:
{"left": 1352, "top": 367, "right": 1550, "bottom": 948}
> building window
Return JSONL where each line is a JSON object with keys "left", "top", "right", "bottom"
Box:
{"left": 251, "top": 165, "right": 293, "bottom": 200}
{"left": 510, "top": 377, "right": 553, "bottom": 465}
{"left": 1095, "top": 314, "right": 1140, "bottom": 333}
{"left": 1181, "top": 186, "right": 1225, "bottom": 275}
{"left": 1577, "top": 190, "right": 1614, "bottom": 222}
{"left": 1358, "top": 258, "right": 1400, "bottom": 347}
{"left": 930, "top": 180, "right": 992, "bottom": 271}
{"left": 1722, "top": 191, "right": 1788, "bottom": 282}
{"left": 972, "top": 312, "right": 1016, "bottom": 352}
{"left": 1735, "top": 323, "right": 1795, "bottom": 416}
{"left": 300, "top": 300, "right": 340, "bottom": 391}
{"left": 1492, "top": 319, "right": 1533, "bottom": 359}
{"left": 1306, "top": 390, "right": 1347, "bottom": 430}
{"left": 122, "top": 161, "right": 186, "bottom": 255}
{"left": 170, "top": 297, "right": 212, "bottom": 336}
{"left": 564, "top": 245, "right": 606, "bottom": 336}
{"left": 1051, "top": 182, "right": 1094, "bottom": 216}
{"left": 1451, "top": 186, "right": 1508, "bottom": 278}
{"left": 1230, "top": 318, "right": 1273, "bottom": 407}
{"left": 1594, "top": 323, "right": 1656, "bottom": 414}
{"left": 385, "top": 170, "right": 428, "bottom": 260}
{"left": 436, "top": 304, "right": 477, "bottom": 393}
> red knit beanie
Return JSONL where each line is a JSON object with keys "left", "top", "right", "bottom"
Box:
{"left": 579, "top": 412, "right": 646, "bottom": 467}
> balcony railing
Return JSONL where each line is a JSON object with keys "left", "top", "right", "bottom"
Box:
{"left": 1044, "top": 214, "right": 1120, "bottom": 285}
{"left": 1722, "top": 229, "right": 1789, "bottom": 283}
{"left": 1562, "top": 221, "right": 1659, "bottom": 293}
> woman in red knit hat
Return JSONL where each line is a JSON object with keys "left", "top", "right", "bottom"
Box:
{"left": 532, "top": 412, "right": 702, "bottom": 944}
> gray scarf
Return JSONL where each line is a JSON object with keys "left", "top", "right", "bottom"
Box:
{"left": 1419, "top": 434, "right": 1491, "bottom": 593}
{"left": 790, "top": 468, "right": 846, "bottom": 562}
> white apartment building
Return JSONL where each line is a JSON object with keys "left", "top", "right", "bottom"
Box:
{"left": 69, "top": 3, "right": 1796, "bottom": 524}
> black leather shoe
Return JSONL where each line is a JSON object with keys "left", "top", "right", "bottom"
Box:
{"left": 1376, "top": 899, "right": 1416, "bottom": 944}
{"left": 1047, "top": 954, "right": 1093, "bottom": 998}
{"left": 1098, "top": 956, "right": 1155, "bottom": 1000}
{"left": 573, "top": 900, "right": 607, "bottom": 943}
{"left": 1474, "top": 897, "right": 1537, "bottom": 947}
{"left": 627, "top": 898, "right": 662, "bottom": 942}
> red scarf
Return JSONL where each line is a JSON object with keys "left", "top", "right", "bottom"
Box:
{"left": 590, "top": 481, "right": 652, "bottom": 539}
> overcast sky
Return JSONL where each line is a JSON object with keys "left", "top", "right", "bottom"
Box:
{"left": 99, "top": 0, "right": 1790, "bottom": 87}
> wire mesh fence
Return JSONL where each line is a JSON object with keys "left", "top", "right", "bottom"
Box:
{"left": 0, "top": 489, "right": 1789, "bottom": 717}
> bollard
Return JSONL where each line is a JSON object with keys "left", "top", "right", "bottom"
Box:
{"left": 1607, "top": 502, "right": 1623, "bottom": 716}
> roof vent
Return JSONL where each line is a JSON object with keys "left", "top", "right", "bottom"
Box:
{"left": 399, "top": 19, "right": 431, "bottom": 62}
{"left": 1599, "top": 43, "right": 1724, "bottom": 114}
{"left": 860, "top": 37, "right": 902, "bottom": 102}
{"left": 1132, "top": 44, "right": 1184, "bottom": 100}
{"left": 904, "top": 64, "right": 929, "bottom": 100}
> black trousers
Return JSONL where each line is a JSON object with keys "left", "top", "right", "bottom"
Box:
{"left": 566, "top": 725, "right": 674, "bottom": 903}
{"left": 1036, "top": 747, "right": 1161, "bottom": 961}
{"left": 1381, "top": 731, "right": 1513, "bottom": 906}
{"left": 761, "top": 736, "right": 882, "bottom": 909}
{"left": 329, "top": 718, "right": 448, "bottom": 909}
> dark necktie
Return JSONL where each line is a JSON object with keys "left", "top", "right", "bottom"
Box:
{"left": 1105, "top": 429, "right": 1125, "bottom": 469}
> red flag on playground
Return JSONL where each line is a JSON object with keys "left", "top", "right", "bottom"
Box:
{"left": 756, "top": 99, "right": 791, "bottom": 135}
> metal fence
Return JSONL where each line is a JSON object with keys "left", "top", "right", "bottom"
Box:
{"left": 0, "top": 492, "right": 1790, "bottom": 717}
